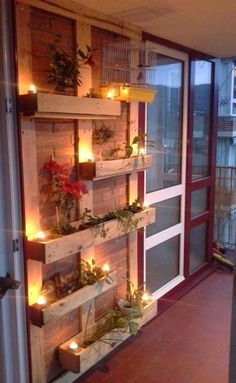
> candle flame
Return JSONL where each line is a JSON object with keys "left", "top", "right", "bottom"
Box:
{"left": 102, "top": 263, "right": 110, "bottom": 273}
{"left": 37, "top": 295, "right": 46, "bottom": 305}
{"left": 28, "top": 84, "right": 37, "bottom": 94}
{"left": 69, "top": 341, "right": 78, "bottom": 350}
{"left": 36, "top": 231, "right": 46, "bottom": 241}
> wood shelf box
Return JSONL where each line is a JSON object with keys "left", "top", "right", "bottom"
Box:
{"left": 19, "top": 93, "right": 121, "bottom": 119}
{"left": 79, "top": 155, "right": 152, "bottom": 180}
{"left": 58, "top": 300, "right": 157, "bottom": 374}
{"left": 30, "top": 272, "right": 117, "bottom": 327}
{"left": 26, "top": 207, "right": 155, "bottom": 264}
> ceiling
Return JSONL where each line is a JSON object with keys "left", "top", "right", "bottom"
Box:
{"left": 75, "top": 0, "right": 236, "bottom": 58}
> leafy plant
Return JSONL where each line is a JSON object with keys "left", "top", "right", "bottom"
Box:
{"left": 80, "top": 259, "right": 112, "bottom": 286}
{"left": 125, "top": 133, "right": 158, "bottom": 158}
{"left": 48, "top": 43, "right": 95, "bottom": 92}
{"left": 93, "top": 123, "right": 114, "bottom": 160}
{"left": 83, "top": 88, "right": 100, "bottom": 98}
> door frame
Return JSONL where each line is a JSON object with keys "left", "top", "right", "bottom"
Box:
{"left": 0, "top": 1, "right": 29, "bottom": 382}
{"left": 141, "top": 42, "right": 189, "bottom": 299}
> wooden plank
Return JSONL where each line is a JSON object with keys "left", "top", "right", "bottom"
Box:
{"left": 19, "top": 93, "right": 121, "bottom": 118}
{"left": 15, "top": 2, "right": 32, "bottom": 94}
{"left": 26, "top": 207, "right": 155, "bottom": 264}
{"left": 75, "top": 22, "right": 92, "bottom": 97}
{"left": 30, "top": 325, "right": 46, "bottom": 383}
{"left": 19, "top": 0, "right": 141, "bottom": 41}
{"left": 79, "top": 155, "right": 152, "bottom": 180}
{"left": 57, "top": 300, "right": 157, "bottom": 376}
{"left": 29, "top": 272, "right": 117, "bottom": 326}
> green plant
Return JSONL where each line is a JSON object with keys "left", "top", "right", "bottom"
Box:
{"left": 125, "top": 133, "right": 158, "bottom": 158}
{"left": 83, "top": 88, "right": 100, "bottom": 98}
{"left": 80, "top": 259, "right": 112, "bottom": 286}
{"left": 104, "top": 207, "right": 140, "bottom": 234}
{"left": 93, "top": 123, "right": 114, "bottom": 160}
{"left": 48, "top": 42, "right": 95, "bottom": 92}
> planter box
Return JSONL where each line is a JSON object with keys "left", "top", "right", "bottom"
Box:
{"left": 19, "top": 92, "right": 121, "bottom": 119}
{"left": 79, "top": 155, "right": 152, "bottom": 180}
{"left": 29, "top": 272, "right": 117, "bottom": 327}
{"left": 100, "top": 86, "right": 156, "bottom": 103}
{"left": 58, "top": 300, "right": 157, "bottom": 373}
{"left": 26, "top": 207, "right": 155, "bottom": 264}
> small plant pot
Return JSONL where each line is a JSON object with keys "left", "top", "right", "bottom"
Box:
{"left": 117, "top": 298, "right": 142, "bottom": 317}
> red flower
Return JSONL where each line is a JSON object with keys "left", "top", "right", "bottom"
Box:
{"left": 41, "top": 157, "right": 61, "bottom": 173}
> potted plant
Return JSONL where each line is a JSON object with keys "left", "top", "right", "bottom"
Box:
{"left": 92, "top": 123, "right": 114, "bottom": 160}
{"left": 117, "top": 279, "right": 149, "bottom": 318}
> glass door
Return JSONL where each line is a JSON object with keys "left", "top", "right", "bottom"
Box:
{"left": 144, "top": 44, "right": 188, "bottom": 299}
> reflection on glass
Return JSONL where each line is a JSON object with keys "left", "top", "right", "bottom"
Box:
{"left": 146, "top": 196, "right": 180, "bottom": 237}
{"left": 190, "top": 188, "right": 208, "bottom": 218}
{"left": 146, "top": 236, "right": 180, "bottom": 293}
{"left": 191, "top": 60, "right": 212, "bottom": 180}
{"left": 189, "top": 223, "right": 206, "bottom": 273}
{"left": 146, "top": 56, "right": 183, "bottom": 193}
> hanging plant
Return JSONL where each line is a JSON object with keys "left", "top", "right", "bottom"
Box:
{"left": 48, "top": 43, "right": 95, "bottom": 92}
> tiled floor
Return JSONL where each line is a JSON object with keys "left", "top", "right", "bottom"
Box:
{"left": 75, "top": 268, "right": 233, "bottom": 383}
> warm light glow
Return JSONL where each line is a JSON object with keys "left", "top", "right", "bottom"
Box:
{"left": 107, "top": 89, "right": 115, "bottom": 99}
{"left": 120, "top": 86, "right": 129, "bottom": 96}
{"left": 36, "top": 231, "right": 46, "bottom": 241}
{"left": 142, "top": 292, "right": 151, "bottom": 302}
{"left": 79, "top": 149, "right": 94, "bottom": 163}
{"left": 143, "top": 201, "right": 150, "bottom": 208}
{"left": 28, "top": 84, "right": 37, "bottom": 94}
{"left": 102, "top": 263, "right": 110, "bottom": 273}
{"left": 69, "top": 341, "right": 78, "bottom": 350}
{"left": 37, "top": 295, "right": 46, "bottom": 305}
{"left": 139, "top": 147, "right": 146, "bottom": 155}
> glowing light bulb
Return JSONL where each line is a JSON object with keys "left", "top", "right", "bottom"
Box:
{"left": 36, "top": 231, "right": 46, "bottom": 241}
{"left": 37, "top": 295, "right": 46, "bottom": 305}
{"left": 69, "top": 341, "right": 78, "bottom": 350}
{"left": 102, "top": 263, "right": 110, "bottom": 273}
{"left": 28, "top": 84, "right": 37, "bottom": 94}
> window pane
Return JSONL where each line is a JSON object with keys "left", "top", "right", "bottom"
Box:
{"left": 191, "top": 60, "right": 212, "bottom": 180}
{"left": 190, "top": 188, "right": 208, "bottom": 218}
{"left": 146, "top": 56, "right": 183, "bottom": 192}
{"left": 146, "top": 196, "right": 181, "bottom": 237}
{"left": 189, "top": 223, "right": 207, "bottom": 273}
{"left": 146, "top": 236, "right": 180, "bottom": 293}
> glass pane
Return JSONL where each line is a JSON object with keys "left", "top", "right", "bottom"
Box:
{"left": 233, "top": 68, "right": 236, "bottom": 99}
{"left": 191, "top": 60, "right": 212, "bottom": 180}
{"left": 146, "top": 196, "right": 181, "bottom": 237}
{"left": 189, "top": 223, "right": 207, "bottom": 273}
{"left": 190, "top": 188, "right": 208, "bottom": 218}
{"left": 146, "top": 236, "right": 180, "bottom": 293}
{"left": 146, "top": 56, "right": 183, "bottom": 192}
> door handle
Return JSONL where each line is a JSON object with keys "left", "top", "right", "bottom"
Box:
{"left": 0, "top": 273, "right": 21, "bottom": 299}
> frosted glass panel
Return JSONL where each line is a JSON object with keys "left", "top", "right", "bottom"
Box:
{"left": 146, "top": 236, "right": 180, "bottom": 293}
{"left": 146, "top": 57, "right": 183, "bottom": 192}
{"left": 189, "top": 223, "right": 206, "bottom": 273}
{"left": 146, "top": 196, "right": 180, "bottom": 237}
{"left": 191, "top": 188, "right": 208, "bottom": 218}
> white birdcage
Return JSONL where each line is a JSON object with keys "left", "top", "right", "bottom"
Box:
{"left": 101, "top": 40, "right": 159, "bottom": 87}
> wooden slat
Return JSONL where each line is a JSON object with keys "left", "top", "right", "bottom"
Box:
{"left": 19, "top": 93, "right": 121, "bottom": 118}
{"left": 30, "top": 272, "right": 117, "bottom": 326}
{"left": 79, "top": 155, "right": 153, "bottom": 180}
{"left": 76, "top": 22, "right": 92, "bottom": 97}
{"left": 26, "top": 207, "right": 155, "bottom": 264}
{"left": 15, "top": 2, "right": 32, "bottom": 94}
{"left": 30, "top": 325, "right": 47, "bottom": 383}
{"left": 18, "top": 0, "right": 141, "bottom": 41}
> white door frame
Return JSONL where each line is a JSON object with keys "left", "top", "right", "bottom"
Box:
{"left": 144, "top": 43, "right": 189, "bottom": 299}
{"left": 0, "top": 1, "right": 29, "bottom": 382}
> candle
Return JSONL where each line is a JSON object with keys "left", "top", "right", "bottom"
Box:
{"left": 142, "top": 292, "right": 151, "bottom": 303}
{"left": 139, "top": 147, "right": 146, "bottom": 155}
{"left": 37, "top": 295, "right": 46, "bottom": 305}
{"left": 69, "top": 341, "right": 78, "bottom": 350}
{"left": 102, "top": 263, "right": 110, "bottom": 273}
{"left": 28, "top": 84, "right": 37, "bottom": 94}
{"left": 107, "top": 90, "right": 114, "bottom": 99}
{"left": 36, "top": 231, "right": 46, "bottom": 241}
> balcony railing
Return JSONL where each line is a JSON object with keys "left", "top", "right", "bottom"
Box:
{"left": 214, "top": 166, "right": 236, "bottom": 248}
